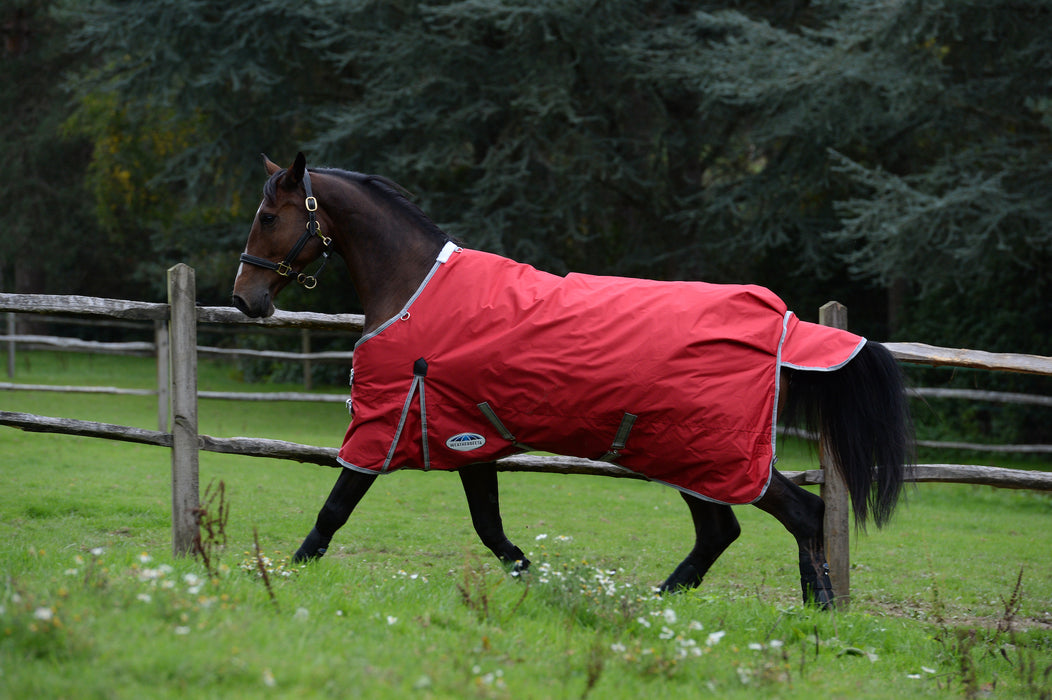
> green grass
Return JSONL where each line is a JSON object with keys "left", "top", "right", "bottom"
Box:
{"left": 2, "top": 352, "right": 1051, "bottom": 698}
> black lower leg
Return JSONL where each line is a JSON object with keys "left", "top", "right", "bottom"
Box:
{"left": 660, "top": 494, "right": 740, "bottom": 593}
{"left": 292, "top": 469, "right": 377, "bottom": 563}
{"left": 459, "top": 464, "right": 529, "bottom": 572}
{"left": 754, "top": 471, "right": 834, "bottom": 608}
{"left": 799, "top": 543, "right": 834, "bottom": 609}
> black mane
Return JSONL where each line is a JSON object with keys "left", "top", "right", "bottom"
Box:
{"left": 263, "top": 167, "right": 449, "bottom": 244}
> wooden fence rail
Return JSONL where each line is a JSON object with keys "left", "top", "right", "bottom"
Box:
{"left": 2, "top": 277, "right": 1051, "bottom": 604}
{"left": 6, "top": 317, "right": 1050, "bottom": 453}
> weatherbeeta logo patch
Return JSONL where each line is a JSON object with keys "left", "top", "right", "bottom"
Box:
{"left": 445, "top": 433, "right": 486, "bottom": 451}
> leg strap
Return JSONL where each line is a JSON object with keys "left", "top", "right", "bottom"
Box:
{"left": 601, "top": 412, "right": 638, "bottom": 462}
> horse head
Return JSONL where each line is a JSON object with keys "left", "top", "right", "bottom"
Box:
{"left": 232, "top": 152, "right": 334, "bottom": 318}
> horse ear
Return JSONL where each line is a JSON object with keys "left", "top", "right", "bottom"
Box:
{"left": 283, "top": 152, "right": 307, "bottom": 190}
{"left": 262, "top": 154, "right": 281, "bottom": 176}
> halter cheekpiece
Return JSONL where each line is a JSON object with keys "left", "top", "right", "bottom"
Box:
{"left": 239, "top": 164, "right": 333, "bottom": 289}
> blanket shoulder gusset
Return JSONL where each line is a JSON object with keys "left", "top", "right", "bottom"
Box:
{"left": 337, "top": 248, "right": 863, "bottom": 505}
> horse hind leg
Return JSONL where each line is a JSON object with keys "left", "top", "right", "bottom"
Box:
{"left": 659, "top": 493, "right": 741, "bottom": 593}
{"left": 458, "top": 464, "right": 530, "bottom": 573}
{"left": 753, "top": 470, "right": 834, "bottom": 608}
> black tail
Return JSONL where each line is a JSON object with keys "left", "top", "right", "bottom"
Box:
{"left": 783, "top": 341, "right": 914, "bottom": 529}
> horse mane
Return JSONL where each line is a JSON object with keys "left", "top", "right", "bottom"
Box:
{"left": 263, "top": 166, "right": 449, "bottom": 244}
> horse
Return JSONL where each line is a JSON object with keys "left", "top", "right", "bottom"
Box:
{"left": 232, "top": 153, "right": 913, "bottom": 607}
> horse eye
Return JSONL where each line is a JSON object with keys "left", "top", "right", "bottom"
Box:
{"left": 259, "top": 213, "right": 277, "bottom": 226}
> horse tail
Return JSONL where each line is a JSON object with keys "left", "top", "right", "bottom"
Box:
{"left": 783, "top": 341, "right": 914, "bottom": 530}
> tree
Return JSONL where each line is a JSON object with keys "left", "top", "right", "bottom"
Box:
{"left": 57, "top": 0, "right": 1051, "bottom": 355}
{"left": 0, "top": 1, "right": 97, "bottom": 297}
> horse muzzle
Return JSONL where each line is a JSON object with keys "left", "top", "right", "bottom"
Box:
{"left": 231, "top": 290, "right": 275, "bottom": 318}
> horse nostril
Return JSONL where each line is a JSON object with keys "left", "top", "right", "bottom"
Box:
{"left": 232, "top": 294, "right": 252, "bottom": 317}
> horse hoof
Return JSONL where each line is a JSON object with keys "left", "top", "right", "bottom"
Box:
{"left": 292, "top": 528, "right": 330, "bottom": 564}
{"left": 659, "top": 561, "right": 704, "bottom": 594}
{"left": 802, "top": 584, "right": 836, "bottom": 610}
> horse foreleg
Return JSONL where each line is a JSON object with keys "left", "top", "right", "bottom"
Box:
{"left": 292, "top": 468, "right": 378, "bottom": 563}
{"left": 753, "top": 470, "right": 834, "bottom": 608}
{"left": 458, "top": 463, "right": 530, "bottom": 573}
{"left": 659, "top": 493, "right": 740, "bottom": 593}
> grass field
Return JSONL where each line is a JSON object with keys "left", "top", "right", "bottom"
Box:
{"left": 2, "top": 352, "right": 1051, "bottom": 698}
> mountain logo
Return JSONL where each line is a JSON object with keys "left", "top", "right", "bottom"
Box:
{"left": 445, "top": 433, "right": 486, "bottom": 451}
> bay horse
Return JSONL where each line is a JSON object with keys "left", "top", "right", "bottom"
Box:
{"left": 232, "top": 153, "right": 913, "bottom": 607}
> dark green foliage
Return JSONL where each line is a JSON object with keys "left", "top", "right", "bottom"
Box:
{"left": 3, "top": 1, "right": 1049, "bottom": 441}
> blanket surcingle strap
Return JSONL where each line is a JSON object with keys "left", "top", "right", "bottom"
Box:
{"left": 338, "top": 242, "right": 865, "bottom": 505}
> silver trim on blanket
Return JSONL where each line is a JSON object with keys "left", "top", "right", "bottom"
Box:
{"left": 355, "top": 241, "right": 461, "bottom": 349}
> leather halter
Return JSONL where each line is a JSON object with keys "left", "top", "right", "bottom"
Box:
{"left": 239, "top": 166, "right": 333, "bottom": 289}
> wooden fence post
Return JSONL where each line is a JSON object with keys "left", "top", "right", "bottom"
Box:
{"left": 819, "top": 301, "right": 851, "bottom": 608}
{"left": 167, "top": 264, "right": 199, "bottom": 556}
{"left": 301, "top": 328, "right": 312, "bottom": 391}
{"left": 6, "top": 312, "right": 14, "bottom": 378}
{"left": 155, "top": 320, "right": 170, "bottom": 432}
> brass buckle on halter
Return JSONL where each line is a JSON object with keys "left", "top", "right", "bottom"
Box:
{"left": 307, "top": 221, "right": 331, "bottom": 246}
{"left": 305, "top": 196, "right": 318, "bottom": 212}
{"left": 277, "top": 262, "right": 293, "bottom": 277}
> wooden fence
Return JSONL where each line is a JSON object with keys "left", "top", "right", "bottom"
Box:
{"left": 2, "top": 264, "right": 1051, "bottom": 605}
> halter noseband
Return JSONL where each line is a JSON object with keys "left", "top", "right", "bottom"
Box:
{"left": 239, "top": 166, "right": 333, "bottom": 290}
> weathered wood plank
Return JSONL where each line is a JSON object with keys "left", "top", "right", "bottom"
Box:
{"left": 905, "top": 464, "right": 1052, "bottom": 490}
{"left": 886, "top": 342, "right": 1052, "bottom": 376}
{"left": 0, "top": 411, "right": 172, "bottom": 447}
{"left": 780, "top": 465, "right": 1052, "bottom": 491}
{"left": 0, "top": 334, "right": 156, "bottom": 356}
{"left": 0, "top": 382, "right": 155, "bottom": 396}
{"left": 168, "top": 265, "right": 199, "bottom": 556}
{"left": 198, "top": 435, "right": 341, "bottom": 467}
{"left": 196, "top": 306, "right": 364, "bottom": 332}
{"left": 909, "top": 387, "right": 1052, "bottom": 407}
{"left": 5, "top": 411, "right": 1050, "bottom": 491}
{"left": 0, "top": 293, "right": 169, "bottom": 321}
{"left": 915, "top": 439, "right": 1052, "bottom": 454}
{"left": 197, "top": 346, "right": 354, "bottom": 362}
{"left": 197, "top": 390, "right": 347, "bottom": 403}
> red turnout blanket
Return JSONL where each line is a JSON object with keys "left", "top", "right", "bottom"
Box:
{"left": 338, "top": 243, "right": 864, "bottom": 504}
